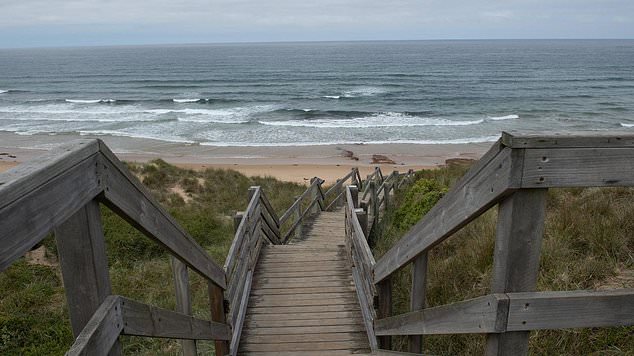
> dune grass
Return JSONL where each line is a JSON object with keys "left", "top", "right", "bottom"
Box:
{"left": 0, "top": 159, "right": 307, "bottom": 355}
{"left": 372, "top": 164, "right": 634, "bottom": 355}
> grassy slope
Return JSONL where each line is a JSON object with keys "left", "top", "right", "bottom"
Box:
{"left": 0, "top": 159, "right": 307, "bottom": 355}
{"left": 372, "top": 164, "right": 634, "bottom": 355}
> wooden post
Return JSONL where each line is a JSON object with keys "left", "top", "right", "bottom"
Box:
{"left": 352, "top": 168, "right": 359, "bottom": 187}
{"left": 485, "top": 189, "right": 548, "bottom": 356}
{"left": 350, "top": 185, "right": 359, "bottom": 209}
{"left": 383, "top": 183, "right": 391, "bottom": 210}
{"left": 377, "top": 277, "right": 393, "bottom": 349}
{"left": 409, "top": 251, "right": 428, "bottom": 353}
{"left": 209, "top": 281, "right": 230, "bottom": 356}
{"left": 355, "top": 208, "right": 368, "bottom": 239}
{"left": 336, "top": 179, "right": 343, "bottom": 206}
{"left": 172, "top": 258, "right": 196, "bottom": 355}
{"left": 54, "top": 200, "right": 122, "bottom": 355}
{"left": 310, "top": 177, "right": 320, "bottom": 214}
{"left": 234, "top": 212, "right": 244, "bottom": 232}
{"left": 370, "top": 181, "right": 378, "bottom": 227}
{"left": 294, "top": 195, "right": 302, "bottom": 240}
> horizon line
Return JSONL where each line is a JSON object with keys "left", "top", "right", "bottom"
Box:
{"left": 1, "top": 37, "right": 633, "bottom": 50}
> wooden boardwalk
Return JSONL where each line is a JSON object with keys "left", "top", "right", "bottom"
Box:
{"left": 239, "top": 209, "right": 371, "bottom": 355}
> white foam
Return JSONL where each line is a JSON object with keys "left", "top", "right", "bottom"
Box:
{"left": 176, "top": 116, "right": 248, "bottom": 124}
{"left": 199, "top": 136, "right": 500, "bottom": 147}
{"left": 343, "top": 86, "right": 387, "bottom": 98}
{"left": 146, "top": 105, "right": 277, "bottom": 123}
{"left": 78, "top": 129, "right": 196, "bottom": 144}
{"left": 0, "top": 90, "right": 8, "bottom": 94}
{"left": 258, "top": 112, "right": 484, "bottom": 128}
{"left": 488, "top": 114, "right": 519, "bottom": 121}
{"left": 173, "top": 98, "right": 200, "bottom": 103}
{"left": 65, "top": 99, "right": 116, "bottom": 104}
{"left": 621, "top": 123, "right": 634, "bottom": 128}
{"left": 323, "top": 95, "right": 341, "bottom": 99}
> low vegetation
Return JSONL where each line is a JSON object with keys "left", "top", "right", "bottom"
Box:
{"left": 373, "top": 163, "right": 634, "bottom": 355}
{"left": 0, "top": 159, "right": 307, "bottom": 355}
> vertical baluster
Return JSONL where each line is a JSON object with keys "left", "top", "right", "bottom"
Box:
{"left": 485, "top": 189, "right": 548, "bottom": 356}
{"left": 172, "top": 258, "right": 196, "bottom": 355}
{"left": 54, "top": 200, "right": 122, "bottom": 355}
{"left": 377, "top": 277, "right": 393, "bottom": 349}
{"left": 209, "top": 282, "right": 230, "bottom": 355}
{"left": 294, "top": 195, "right": 302, "bottom": 240}
{"left": 409, "top": 251, "right": 428, "bottom": 353}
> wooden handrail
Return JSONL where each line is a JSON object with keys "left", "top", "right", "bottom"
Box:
{"left": 342, "top": 131, "right": 634, "bottom": 355}
{"left": 0, "top": 139, "right": 231, "bottom": 355}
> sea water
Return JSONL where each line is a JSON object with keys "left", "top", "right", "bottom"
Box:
{"left": 0, "top": 40, "right": 633, "bottom": 146}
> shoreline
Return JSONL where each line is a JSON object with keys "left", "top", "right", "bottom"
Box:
{"left": 0, "top": 132, "right": 491, "bottom": 183}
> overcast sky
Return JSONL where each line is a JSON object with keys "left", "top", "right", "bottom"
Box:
{"left": 0, "top": 0, "right": 633, "bottom": 48}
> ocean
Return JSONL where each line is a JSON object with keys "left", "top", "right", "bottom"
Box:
{"left": 0, "top": 40, "right": 633, "bottom": 146}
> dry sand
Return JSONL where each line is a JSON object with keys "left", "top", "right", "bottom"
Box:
{"left": 0, "top": 132, "right": 492, "bottom": 183}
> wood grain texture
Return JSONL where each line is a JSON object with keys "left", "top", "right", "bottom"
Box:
{"left": 66, "top": 295, "right": 123, "bottom": 356}
{"left": 171, "top": 258, "right": 196, "bottom": 355}
{"left": 506, "top": 289, "right": 634, "bottom": 331}
{"left": 374, "top": 146, "right": 521, "bottom": 283}
{"left": 502, "top": 130, "right": 634, "bottom": 148}
{"left": 239, "top": 210, "right": 370, "bottom": 354}
{"left": 1, "top": 154, "right": 101, "bottom": 271}
{"left": 486, "top": 189, "right": 547, "bottom": 356}
{"left": 120, "top": 296, "right": 230, "bottom": 340}
{"left": 55, "top": 200, "right": 115, "bottom": 339}
{"left": 98, "top": 143, "right": 226, "bottom": 289}
{"left": 521, "top": 147, "right": 634, "bottom": 188}
{"left": 375, "top": 294, "right": 508, "bottom": 336}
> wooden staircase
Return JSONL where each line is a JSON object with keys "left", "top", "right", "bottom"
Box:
{"left": 239, "top": 209, "right": 371, "bottom": 355}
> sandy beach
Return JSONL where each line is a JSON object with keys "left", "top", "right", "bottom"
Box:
{"left": 0, "top": 132, "right": 491, "bottom": 183}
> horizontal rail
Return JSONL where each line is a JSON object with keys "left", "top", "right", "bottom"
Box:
{"left": 375, "top": 289, "right": 634, "bottom": 336}
{"left": 98, "top": 142, "right": 227, "bottom": 289}
{"left": 67, "top": 295, "right": 231, "bottom": 355}
{"left": 373, "top": 145, "right": 520, "bottom": 283}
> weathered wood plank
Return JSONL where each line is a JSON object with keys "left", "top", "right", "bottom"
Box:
{"left": 377, "top": 278, "right": 393, "bottom": 348}
{"left": 352, "top": 265, "right": 379, "bottom": 351}
{"left": 242, "top": 324, "right": 367, "bottom": 335}
{"left": 502, "top": 130, "right": 634, "bottom": 148}
{"left": 98, "top": 144, "right": 226, "bottom": 289}
{"left": 375, "top": 294, "right": 508, "bottom": 336}
{"left": 506, "top": 289, "right": 634, "bottom": 331}
{"left": 230, "top": 270, "right": 253, "bottom": 356}
{"left": 409, "top": 252, "right": 427, "bottom": 353}
{"left": 245, "top": 317, "right": 363, "bottom": 328}
{"left": 66, "top": 295, "right": 123, "bottom": 356}
{"left": 55, "top": 200, "right": 119, "bottom": 356}
{"left": 119, "top": 296, "right": 230, "bottom": 340}
{"left": 208, "top": 281, "right": 231, "bottom": 354}
{"left": 171, "top": 258, "right": 196, "bottom": 355}
{"left": 1, "top": 154, "right": 101, "bottom": 271}
{"left": 0, "top": 139, "right": 99, "bottom": 209}
{"left": 486, "top": 189, "right": 547, "bottom": 356}
{"left": 247, "top": 304, "right": 359, "bottom": 314}
{"left": 521, "top": 147, "right": 634, "bottom": 188}
{"left": 242, "top": 332, "right": 368, "bottom": 344}
{"left": 239, "top": 340, "right": 369, "bottom": 352}
{"left": 249, "top": 286, "right": 356, "bottom": 295}
{"left": 374, "top": 147, "right": 521, "bottom": 283}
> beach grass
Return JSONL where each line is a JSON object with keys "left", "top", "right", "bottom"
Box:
{"left": 372, "top": 164, "right": 634, "bottom": 355}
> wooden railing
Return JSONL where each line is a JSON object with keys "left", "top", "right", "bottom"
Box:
{"left": 344, "top": 131, "right": 634, "bottom": 355}
{"left": 218, "top": 166, "right": 363, "bottom": 355}
{"left": 0, "top": 139, "right": 230, "bottom": 356}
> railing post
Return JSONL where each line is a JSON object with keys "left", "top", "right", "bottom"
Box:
{"left": 234, "top": 212, "right": 244, "bottom": 232}
{"left": 485, "top": 189, "right": 548, "bottom": 356}
{"left": 370, "top": 181, "right": 378, "bottom": 227}
{"left": 383, "top": 183, "right": 391, "bottom": 210}
{"left": 54, "top": 200, "right": 122, "bottom": 355}
{"left": 355, "top": 208, "right": 368, "bottom": 238}
{"left": 350, "top": 185, "right": 359, "bottom": 208}
{"left": 310, "top": 177, "right": 320, "bottom": 214}
{"left": 172, "top": 258, "right": 196, "bottom": 355}
{"left": 409, "top": 251, "right": 428, "bottom": 353}
{"left": 377, "top": 277, "right": 393, "bottom": 349}
{"left": 352, "top": 168, "right": 359, "bottom": 187}
{"left": 209, "top": 282, "right": 230, "bottom": 355}
{"left": 294, "top": 195, "right": 302, "bottom": 240}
